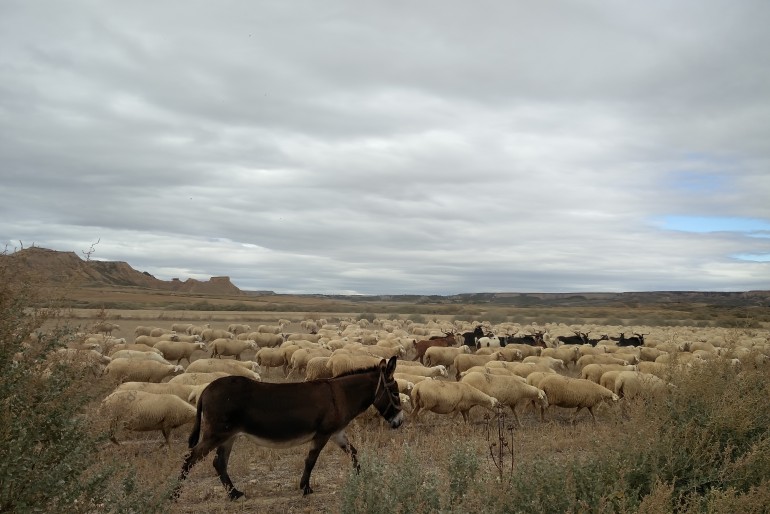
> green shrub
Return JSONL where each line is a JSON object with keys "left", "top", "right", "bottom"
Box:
{"left": 0, "top": 256, "right": 172, "bottom": 512}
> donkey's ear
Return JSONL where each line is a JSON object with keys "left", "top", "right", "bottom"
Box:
{"left": 385, "top": 356, "right": 397, "bottom": 376}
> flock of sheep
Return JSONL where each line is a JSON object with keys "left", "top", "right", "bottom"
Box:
{"left": 45, "top": 317, "right": 770, "bottom": 447}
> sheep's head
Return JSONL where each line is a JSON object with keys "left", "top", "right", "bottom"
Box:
{"left": 169, "top": 334, "right": 180, "bottom": 342}
{"left": 172, "top": 365, "right": 185, "bottom": 375}
{"left": 537, "top": 390, "right": 549, "bottom": 408}
{"left": 436, "top": 365, "right": 448, "bottom": 377}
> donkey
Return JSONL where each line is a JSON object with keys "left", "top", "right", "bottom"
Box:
{"left": 175, "top": 356, "right": 403, "bottom": 500}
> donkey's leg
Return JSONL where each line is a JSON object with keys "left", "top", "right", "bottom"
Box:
{"left": 212, "top": 437, "right": 243, "bottom": 500}
{"left": 332, "top": 430, "right": 360, "bottom": 473}
{"left": 300, "top": 434, "right": 331, "bottom": 495}
{"left": 174, "top": 433, "right": 231, "bottom": 499}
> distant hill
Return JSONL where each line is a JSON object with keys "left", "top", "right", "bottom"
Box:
{"left": 3, "top": 247, "right": 243, "bottom": 295}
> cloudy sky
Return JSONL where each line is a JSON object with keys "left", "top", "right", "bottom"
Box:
{"left": 2, "top": 1, "right": 769, "bottom": 295}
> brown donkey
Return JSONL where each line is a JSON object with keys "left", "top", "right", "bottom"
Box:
{"left": 175, "top": 356, "right": 403, "bottom": 500}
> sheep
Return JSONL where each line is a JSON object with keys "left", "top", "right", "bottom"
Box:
{"left": 504, "top": 344, "right": 541, "bottom": 358}
{"left": 171, "top": 323, "right": 194, "bottom": 333}
{"left": 153, "top": 340, "right": 208, "bottom": 365}
{"left": 93, "top": 321, "right": 120, "bottom": 336}
{"left": 614, "top": 371, "right": 669, "bottom": 400}
{"left": 537, "top": 375, "right": 619, "bottom": 423}
{"left": 256, "top": 347, "right": 290, "bottom": 377}
{"left": 453, "top": 353, "right": 501, "bottom": 380}
{"left": 149, "top": 327, "right": 175, "bottom": 337}
{"left": 44, "top": 348, "right": 112, "bottom": 378}
{"left": 493, "top": 347, "right": 524, "bottom": 362}
{"left": 134, "top": 334, "right": 180, "bottom": 346}
{"left": 486, "top": 361, "right": 557, "bottom": 379}
{"left": 184, "top": 358, "right": 261, "bottom": 379}
{"left": 395, "top": 378, "right": 414, "bottom": 395}
{"left": 256, "top": 324, "right": 283, "bottom": 334}
{"left": 460, "top": 371, "right": 548, "bottom": 426}
{"left": 576, "top": 354, "right": 634, "bottom": 369}
{"left": 521, "top": 355, "right": 566, "bottom": 371}
{"left": 110, "top": 349, "right": 171, "bottom": 365}
{"left": 393, "top": 372, "right": 434, "bottom": 385}
{"left": 167, "top": 371, "right": 230, "bottom": 386}
{"left": 200, "top": 328, "right": 234, "bottom": 342}
{"left": 327, "top": 353, "right": 384, "bottom": 378}
{"left": 103, "top": 359, "right": 184, "bottom": 383}
{"left": 115, "top": 381, "right": 206, "bottom": 404}
{"left": 580, "top": 363, "right": 638, "bottom": 384}
{"left": 209, "top": 338, "right": 258, "bottom": 360}
{"left": 423, "top": 345, "right": 472, "bottom": 369}
{"left": 639, "top": 347, "right": 668, "bottom": 362}
{"left": 108, "top": 343, "right": 163, "bottom": 356}
{"left": 304, "top": 356, "right": 333, "bottom": 381}
{"left": 250, "top": 332, "right": 284, "bottom": 348}
{"left": 227, "top": 323, "right": 252, "bottom": 335}
{"left": 411, "top": 379, "right": 499, "bottom": 424}
{"left": 288, "top": 347, "right": 333, "bottom": 377}
{"left": 637, "top": 361, "right": 673, "bottom": 379}
{"left": 541, "top": 346, "right": 581, "bottom": 368}
{"left": 394, "top": 363, "right": 448, "bottom": 378}
{"left": 99, "top": 390, "right": 197, "bottom": 445}
{"left": 598, "top": 370, "right": 625, "bottom": 392}
{"left": 363, "top": 345, "right": 405, "bottom": 360}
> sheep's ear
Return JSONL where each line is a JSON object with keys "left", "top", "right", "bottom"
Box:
{"left": 384, "top": 356, "right": 397, "bottom": 377}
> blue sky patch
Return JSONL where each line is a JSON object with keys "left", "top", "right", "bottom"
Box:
{"left": 733, "top": 253, "right": 770, "bottom": 262}
{"left": 660, "top": 216, "right": 770, "bottom": 234}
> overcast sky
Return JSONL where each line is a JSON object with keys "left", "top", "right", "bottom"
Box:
{"left": 2, "top": 1, "right": 769, "bottom": 295}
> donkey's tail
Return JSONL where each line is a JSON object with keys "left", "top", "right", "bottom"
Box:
{"left": 188, "top": 398, "right": 204, "bottom": 448}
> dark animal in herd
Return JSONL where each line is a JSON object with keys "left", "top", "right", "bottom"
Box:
{"left": 613, "top": 332, "right": 647, "bottom": 347}
{"left": 461, "top": 325, "right": 486, "bottom": 349}
{"left": 175, "top": 356, "right": 403, "bottom": 500}
{"left": 505, "top": 331, "right": 547, "bottom": 348}
{"left": 557, "top": 332, "right": 588, "bottom": 345}
{"left": 413, "top": 332, "right": 457, "bottom": 363}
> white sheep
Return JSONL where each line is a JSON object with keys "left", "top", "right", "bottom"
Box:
{"left": 576, "top": 354, "right": 634, "bottom": 369}
{"left": 423, "top": 345, "right": 472, "bottom": 369}
{"left": 99, "top": 390, "right": 197, "bottom": 445}
{"left": 411, "top": 379, "right": 499, "bottom": 424}
{"left": 109, "top": 349, "right": 171, "bottom": 365}
{"left": 209, "top": 338, "right": 257, "bottom": 360}
{"left": 44, "top": 348, "right": 112, "bottom": 378}
{"left": 580, "top": 363, "right": 638, "bottom": 384}
{"left": 134, "top": 334, "right": 180, "bottom": 346}
{"left": 460, "top": 371, "right": 548, "bottom": 426}
{"left": 153, "top": 340, "right": 208, "bottom": 365}
{"left": 200, "top": 328, "right": 234, "bottom": 342}
{"left": 256, "top": 347, "right": 290, "bottom": 377}
{"left": 167, "top": 371, "right": 230, "bottom": 385}
{"left": 103, "top": 359, "right": 184, "bottom": 383}
{"left": 394, "top": 363, "right": 448, "bottom": 378}
{"left": 327, "top": 353, "right": 384, "bottom": 378}
{"left": 540, "top": 346, "right": 581, "bottom": 368}
{"left": 115, "top": 381, "right": 206, "bottom": 404}
{"left": 171, "top": 323, "right": 194, "bottom": 333}
{"left": 227, "top": 323, "right": 252, "bottom": 335}
{"left": 184, "top": 358, "right": 261, "bottom": 379}
{"left": 613, "top": 371, "right": 669, "bottom": 400}
{"left": 250, "top": 332, "right": 284, "bottom": 348}
{"left": 537, "top": 375, "right": 619, "bottom": 423}
{"left": 452, "top": 353, "right": 500, "bottom": 380}
{"left": 288, "top": 347, "right": 333, "bottom": 377}
{"left": 304, "top": 356, "right": 333, "bottom": 381}
{"left": 521, "top": 355, "right": 566, "bottom": 371}
{"left": 108, "top": 343, "right": 163, "bottom": 356}
{"left": 393, "top": 372, "right": 434, "bottom": 385}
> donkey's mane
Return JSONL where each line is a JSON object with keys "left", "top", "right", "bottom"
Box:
{"left": 335, "top": 363, "right": 384, "bottom": 379}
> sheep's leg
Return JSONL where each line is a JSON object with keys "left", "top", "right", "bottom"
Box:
{"left": 332, "top": 430, "right": 360, "bottom": 473}
{"left": 300, "top": 434, "right": 331, "bottom": 495}
{"left": 160, "top": 427, "right": 171, "bottom": 447}
{"left": 570, "top": 407, "right": 584, "bottom": 424}
{"left": 510, "top": 405, "right": 522, "bottom": 427}
{"left": 213, "top": 438, "right": 243, "bottom": 500}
